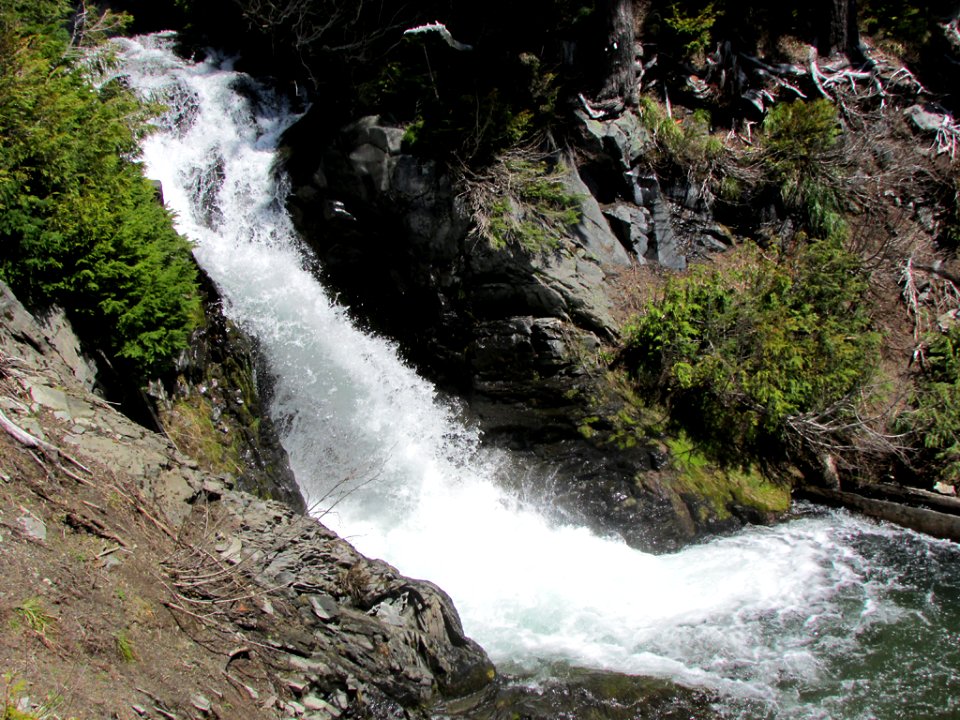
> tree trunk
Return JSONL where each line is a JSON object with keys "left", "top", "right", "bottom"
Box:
{"left": 817, "top": 0, "right": 860, "bottom": 57}
{"left": 598, "top": 0, "right": 637, "bottom": 108}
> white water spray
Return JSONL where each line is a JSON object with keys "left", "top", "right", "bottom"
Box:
{"left": 119, "top": 35, "right": 960, "bottom": 719}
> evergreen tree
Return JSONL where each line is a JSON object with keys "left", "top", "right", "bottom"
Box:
{"left": 0, "top": 0, "right": 200, "bottom": 377}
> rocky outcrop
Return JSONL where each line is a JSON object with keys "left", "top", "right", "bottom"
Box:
{"left": 202, "top": 489, "right": 495, "bottom": 708}
{"left": 0, "top": 279, "right": 494, "bottom": 717}
{"left": 285, "top": 113, "right": 625, "bottom": 382}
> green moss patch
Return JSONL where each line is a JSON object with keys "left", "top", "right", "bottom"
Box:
{"left": 665, "top": 434, "right": 790, "bottom": 519}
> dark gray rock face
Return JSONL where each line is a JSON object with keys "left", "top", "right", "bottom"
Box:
{"left": 284, "top": 112, "right": 624, "bottom": 396}
{"left": 604, "top": 202, "right": 652, "bottom": 260}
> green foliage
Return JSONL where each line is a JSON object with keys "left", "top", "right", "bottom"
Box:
{"left": 470, "top": 155, "right": 583, "bottom": 253}
{"left": 0, "top": 1, "right": 200, "bottom": 378}
{"left": 115, "top": 629, "right": 136, "bottom": 663}
{"left": 2, "top": 673, "right": 73, "bottom": 720}
{"left": 374, "top": 6, "right": 576, "bottom": 165}
{"left": 163, "top": 396, "right": 242, "bottom": 475}
{"left": 637, "top": 96, "right": 683, "bottom": 149}
{"left": 859, "top": 0, "right": 955, "bottom": 52}
{"left": 400, "top": 61, "right": 564, "bottom": 164}
{"left": 623, "top": 241, "right": 879, "bottom": 460}
{"left": 12, "top": 598, "right": 55, "bottom": 638}
{"left": 898, "top": 325, "right": 960, "bottom": 482}
{"left": 662, "top": 1, "right": 721, "bottom": 59}
{"left": 638, "top": 96, "right": 727, "bottom": 200}
{"left": 763, "top": 100, "right": 841, "bottom": 173}
{"left": 517, "top": 52, "right": 561, "bottom": 120}
{"left": 665, "top": 433, "right": 791, "bottom": 517}
{"left": 762, "top": 100, "right": 846, "bottom": 240}
{"left": 2, "top": 674, "right": 32, "bottom": 720}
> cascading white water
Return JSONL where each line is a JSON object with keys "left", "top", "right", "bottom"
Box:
{"left": 118, "top": 35, "right": 960, "bottom": 719}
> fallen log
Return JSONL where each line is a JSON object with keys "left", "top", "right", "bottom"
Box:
{"left": 797, "top": 485, "right": 960, "bottom": 542}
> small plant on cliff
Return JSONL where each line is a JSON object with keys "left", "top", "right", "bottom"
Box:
{"left": 2, "top": 673, "right": 73, "bottom": 720}
{"left": 462, "top": 146, "right": 582, "bottom": 254}
{"left": 2, "top": 674, "right": 32, "bottom": 720}
{"left": 637, "top": 96, "right": 728, "bottom": 205}
{"left": 622, "top": 240, "right": 879, "bottom": 465}
{"left": 115, "top": 629, "right": 136, "bottom": 663}
{"left": 660, "top": 1, "right": 722, "bottom": 60}
{"left": 12, "top": 598, "right": 56, "bottom": 640}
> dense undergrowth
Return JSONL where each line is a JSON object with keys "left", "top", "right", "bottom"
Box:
{"left": 620, "top": 88, "right": 960, "bottom": 486}
{"left": 0, "top": 0, "right": 199, "bottom": 379}
{"left": 899, "top": 325, "right": 960, "bottom": 483}
{"left": 622, "top": 240, "right": 879, "bottom": 468}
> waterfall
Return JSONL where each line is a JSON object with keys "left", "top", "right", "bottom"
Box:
{"left": 118, "top": 34, "right": 960, "bottom": 720}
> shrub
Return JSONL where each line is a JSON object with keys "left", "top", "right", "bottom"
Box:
{"left": 897, "top": 325, "right": 960, "bottom": 482}
{"left": 859, "top": 0, "right": 955, "bottom": 53}
{"left": 661, "top": 1, "right": 721, "bottom": 60}
{"left": 0, "top": 0, "right": 200, "bottom": 378}
{"left": 115, "top": 630, "right": 136, "bottom": 663}
{"left": 761, "top": 99, "right": 847, "bottom": 241}
{"left": 12, "top": 598, "right": 56, "bottom": 639}
{"left": 622, "top": 240, "right": 879, "bottom": 461}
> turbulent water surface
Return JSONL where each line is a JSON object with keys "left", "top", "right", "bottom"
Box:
{"left": 119, "top": 35, "right": 960, "bottom": 720}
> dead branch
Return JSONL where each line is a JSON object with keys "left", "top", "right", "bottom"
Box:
{"left": 64, "top": 511, "right": 130, "bottom": 548}
{"left": 309, "top": 447, "right": 393, "bottom": 519}
{"left": 102, "top": 479, "right": 177, "bottom": 540}
{"left": 134, "top": 687, "right": 179, "bottom": 720}
{"left": 899, "top": 256, "right": 960, "bottom": 362}
{"left": 0, "top": 407, "right": 93, "bottom": 478}
{"left": 70, "top": 0, "right": 130, "bottom": 49}
{"left": 691, "top": 36, "right": 931, "bottom": 130}
{"left": 900, "top": 256, "right": 924, "bottom": 344}
{"left": 0, "top": 408, "right": 51, "bottom": 450}
{"left": 934, "top": 119, "right": 960, "bottom": 160}
{"left": 783, "top": 382, "right": 912, "bottom": 480}
{"left": 221, "top": 670, "right": 260, "bottom": 701}
{"left": 403, "top": 21, "right": 473, "bottom": 51}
